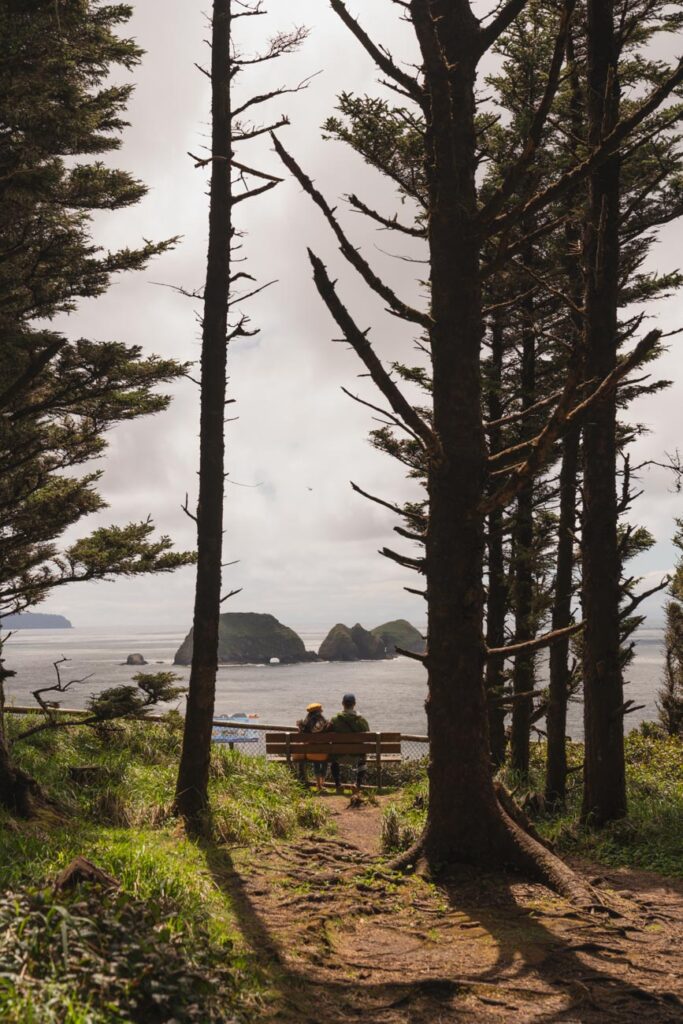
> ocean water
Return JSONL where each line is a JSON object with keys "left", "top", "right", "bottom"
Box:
{"left": 1, "top": 625, "right": 666, "bottom": 740}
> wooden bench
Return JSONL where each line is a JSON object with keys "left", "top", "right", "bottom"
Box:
{"left": 265, "top": 732, "right": 401, "bottom": 793}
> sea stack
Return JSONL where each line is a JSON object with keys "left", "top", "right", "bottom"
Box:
{"left": 174, "top": 612, "right": 317, "bottom": 666}
{"left": 371, "top": 620, "right": 426, "bottom": 656}
{"left": 318, "top": 623, "right": 387, "bottom": 661}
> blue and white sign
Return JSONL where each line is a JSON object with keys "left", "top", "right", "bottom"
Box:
{"left": 212, "top": 712, "right": 259, "bottom": 745}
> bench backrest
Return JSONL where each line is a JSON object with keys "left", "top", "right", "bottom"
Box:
{"left": 265, "top": 731, "right": 401, "bottom": 757}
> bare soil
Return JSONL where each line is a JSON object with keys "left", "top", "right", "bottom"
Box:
{"left": 208, "top": 794, "right": 683, "bottom": 1023}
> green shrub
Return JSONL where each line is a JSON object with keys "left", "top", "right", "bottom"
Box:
{"left": 0, "top": 885, "right": 242, "bottom": 1023}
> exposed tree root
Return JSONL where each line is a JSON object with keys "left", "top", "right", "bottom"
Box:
{"left": 388, "top": 793, "right": 597, "bottom": 908}
{"left": 388, "top": 835, "right": 425, "bottom": 873}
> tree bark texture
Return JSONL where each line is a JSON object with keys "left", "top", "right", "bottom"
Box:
{"left": 546, "top": 49, "right": 583, "bottom": 809}
{"left": 510, "top": 268, "right": 536, "bottom": 777}
{"left": 485, "top": 317, "right": 508, "bottom": 768}
{"left": 414, "top": 6, "right": 590, "bottom": 903}
{"left": 175, "top": 0, "right": 232, "bottom": 827}
{"left": 581, "top": 0, "right": 626, "bottom": 824}
{"left": 545, "top": 422, "right": 579, "bottom": 805}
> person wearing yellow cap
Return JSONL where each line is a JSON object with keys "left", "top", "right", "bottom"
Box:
{"left": 294, "top": 702, "right": 329, "bottom": 793}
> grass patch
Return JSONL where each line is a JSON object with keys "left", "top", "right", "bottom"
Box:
{"left": 381, "top": 730, "right": 683, "bottom": 877}
{"left": 0, "top": 715, "right": 329, "bottom": 1021}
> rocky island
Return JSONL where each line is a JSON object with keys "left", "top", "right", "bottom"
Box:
{"left": 371, "top": 619, "right": 426, "bottom": 656}
{"left": 318, "top": 619, "right": 426, "bottom": 660}
{"left": 318, "top": 623, "right": 386, "bottom": 661}
{"left": 174, "top": 612, "right": 317, "bottom": 666}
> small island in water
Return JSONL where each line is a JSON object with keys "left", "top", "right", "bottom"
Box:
{"left": 174, "top": 612, "right": 318, "bottom": 666}
{"left": 318, "top": 619, "right": 426, "bottom": 660}
{"left": 2, "top": 612, "right": 73, "bottom": 629}
{"left": 173, "top": 612, "right": 426, "bottom": 665}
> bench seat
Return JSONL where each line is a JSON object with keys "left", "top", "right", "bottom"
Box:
{"left": 265, "top": 732, "right": 402, "bottom": 792}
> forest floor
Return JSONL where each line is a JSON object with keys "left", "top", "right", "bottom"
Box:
{"left": 215, "top": 793, "right": 683, "bottom": 1024}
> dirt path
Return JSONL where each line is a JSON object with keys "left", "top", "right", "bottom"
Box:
{"left": 213, "top": 795, "right": 683, "bottom": 1023}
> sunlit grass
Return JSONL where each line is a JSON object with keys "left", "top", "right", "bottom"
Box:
{"left": 0, "top": 716, "right": 329, "bottom": 1021}
{"left": 381, "top": 731, "right": 683, "bottom": 877}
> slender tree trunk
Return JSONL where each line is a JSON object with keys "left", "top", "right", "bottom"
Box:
{"left": 546, "top": 38, "right": 583, "bottom": 808}
{"left": 545, "top": 423, "right": 579, "bottom": 805}
{"left": 485, "top": 318, "right": 507, "bottom": 768}
{"left": 581, "top": 0, "right": 626, "bottom": 824}
{"left": 175, "top": 0, "right": 232, "bottom": 828}
{"left": 510, "top": 273, "right": 536, "bottom": 777}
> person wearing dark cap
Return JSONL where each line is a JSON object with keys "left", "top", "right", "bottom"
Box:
{"left": 294, "top": 702, "right": 329, "bottom": 793}
{"left": 329, "top": 694, "right": 369, "bottom": 795}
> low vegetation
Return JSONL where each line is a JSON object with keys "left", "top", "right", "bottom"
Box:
{"left": 382, "top": 729, "right": 683, "bottom": 878}
{"left": 0, "top": 716, "right": 327, "bottom": 1022}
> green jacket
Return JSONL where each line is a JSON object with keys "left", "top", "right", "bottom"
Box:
{"left": 330, "top": 709, "right": 369, "bottom": 762}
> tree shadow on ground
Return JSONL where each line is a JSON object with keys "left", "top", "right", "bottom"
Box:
{"left": 200, "top": 840, "right": 683, "bottom": 1024}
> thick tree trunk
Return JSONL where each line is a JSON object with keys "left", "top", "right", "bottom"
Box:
{"left": 545, "top": 423, "right": 579, "bottom": 806}
{"left": 510, "top": 279, "right": 536, "bottom": 777}
{"left": 175, "top": 0, "right": 232, "bottom": 828}
{"left": 419, "top": 7, "right": 498, "bottom": 867}
{"left": 414, "top": 5, "right": 592, "bottom": 904}
{"left": 485, "top": 318, "right": 508, "bottom": 768}
{"left": 581, "top": 0, "right": 626, "bottom": 824}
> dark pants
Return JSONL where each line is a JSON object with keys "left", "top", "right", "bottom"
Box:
{"left": 331, "top": 758, "right": 367, "bottom": 789}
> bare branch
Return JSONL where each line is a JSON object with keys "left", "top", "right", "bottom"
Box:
{"left": 479, "top": 0, "right": 530, "bottom": 53}
{"left": 347, "top": 194, "right": 426, "bottom": 237}
{"left": 381, "top": 546, "right": 425, "bottom": 571}
{"left": 182, "top": 493, "right": 198, "bottom": 524}
{"left": 487, "top": 621, "right": 583, "bottom": 659}
{"left": 329, "top": 0, "right": 424, "bottom": 105}
{"left": 395, "top": 645, "right": 427, "bottom": 662}
{"left": 351, "top": 481, "right": 425, "bottom": 523}
{"left": 231, "top": 73, "right": 318, "bottom": 119}
{"left": 308, "top": 250, "right": 436, "bottom": 447}
{"left": 341, "top": 386, "right": 424, "bottom": 440}
{"left": 232, "top": 180, "right": 279, "bottom": 204}
{"left": 274, "top": 135, "right": 430, "bottom": 329}
{"left": 232, "top": 160, "right": 283, "bottom": 183}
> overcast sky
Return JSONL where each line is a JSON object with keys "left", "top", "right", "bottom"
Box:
{"left": 42, "top": 0, "right": 682, "bottom": 631}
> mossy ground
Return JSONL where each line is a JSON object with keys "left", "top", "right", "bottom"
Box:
{"left": 0, "top": 716, "right": 328, "bottom": 1023}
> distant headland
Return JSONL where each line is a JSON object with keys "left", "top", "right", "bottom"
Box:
{"left": 2, "top": 612, "right": 73, "bottom": 630}
{"left": 174, "top": 612, "right": 425, "bottom": 666}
